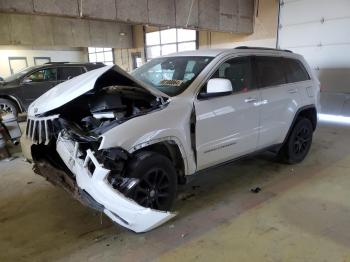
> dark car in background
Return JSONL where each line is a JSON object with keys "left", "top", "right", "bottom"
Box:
{"left": 0, "top": 62, "right": 105, "bottom": 116}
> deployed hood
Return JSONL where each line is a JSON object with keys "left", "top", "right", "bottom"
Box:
{"left": 28, "top": 65, "right": 168, "bottom": 116}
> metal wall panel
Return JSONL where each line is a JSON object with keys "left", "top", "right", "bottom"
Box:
{"left": 0, "top": 0, "right": 254, "bottom": 33}
{"left": 175, "top": 0, "right": 199, "bottom": 28}
{"left": 279, "top": 19, "right": 350, "bottom": 48}
{"left": 0, "top": 13, "right": 133, "bottom": 48}
{"left": 278, "top": 0, "right": 350, "bottom": 92}
{"left": 280, "top": 0, "right": 350, "bottom": 25}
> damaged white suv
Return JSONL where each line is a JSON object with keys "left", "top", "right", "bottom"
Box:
{"left": 22, "top": 47, "right": 320, "bottom": 232}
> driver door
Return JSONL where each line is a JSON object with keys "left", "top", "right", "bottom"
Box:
{"left": 194, "top": 56, "right": 261, "bottom": 170}
{"left": 20, "top": 67, "right": 58, "bottom": 108}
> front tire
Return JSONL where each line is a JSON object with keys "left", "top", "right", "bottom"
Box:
{"left": 0, "top": 98, "right": 18, "bottom": 117}
{"left": 126, "top": 151, "right": 177, "bottom": 211}
{"left": 278, "top": 117, "right": 313, "bottom": 164}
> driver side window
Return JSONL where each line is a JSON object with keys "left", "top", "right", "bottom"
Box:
{"left": 27, "top": 68, "right": 57, "bottom": 82}
{"left": 201, "top": 57, "right": 254, "bottom": 95}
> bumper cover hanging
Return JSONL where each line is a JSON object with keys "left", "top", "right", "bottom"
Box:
{"left": 35, "top": 135, "right": 176, "bottom": 233}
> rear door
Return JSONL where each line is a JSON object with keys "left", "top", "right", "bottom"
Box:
{"left": 194, "top": 56, "right": 261, "bottom": 170}
{"left": 20, "top": 67, "right": 58, "bottom": 108}
{"left": 57, "top": 66, "right": 85, "bottom": 84}
{"left": 255, "top": 56, "right": 305, "bottom": 149}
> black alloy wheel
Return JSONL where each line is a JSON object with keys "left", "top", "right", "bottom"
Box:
{"left": 126, "top": 151, "right": 177, "bottom": 211}
{"left": 293, "top": 125, "right": 311, "bottom": 156}
{"left": 133, "top": 167, "right": 172, "bottom": 210}
{"left": 278, "top": 117, "right": 313, "bottom": 164}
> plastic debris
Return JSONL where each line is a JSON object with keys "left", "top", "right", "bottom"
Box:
{"left": 250, "top": 187, "right": 261, "bottom": 193}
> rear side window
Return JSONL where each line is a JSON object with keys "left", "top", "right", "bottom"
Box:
{"left": 255, "top": 57, "right": 286, "bottom": 88}
{"left": 58, "top": 67, "right": 84, "bottom": 81}
{"left": 283, "top": 58, "right": 310, "bottom": 83}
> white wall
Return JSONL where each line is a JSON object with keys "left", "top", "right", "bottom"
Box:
{"left": 0, "top": 46, "right": 87, "bottom": 78}
{"left": 278, "top": 0, "right": 350, "bottom": 93}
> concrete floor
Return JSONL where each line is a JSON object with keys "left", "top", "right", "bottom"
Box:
{"left": 1, "top": 120, "right": 350, "bottom": 262}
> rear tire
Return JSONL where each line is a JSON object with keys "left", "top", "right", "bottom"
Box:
{"left": 126, "top": 151, "right": 177, "bottom": 211}
{"left": 0, "top": 98, "right": 18, "bottom": 117}
{"left": 278, "top": 117, "right": 313, "bottom": 164}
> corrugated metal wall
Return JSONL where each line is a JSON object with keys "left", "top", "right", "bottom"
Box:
{"left": 278, "top": 0, "right": 350, "bottom": 93}
{"left": 0, "top": 0, "right": 255, "bottom": 34}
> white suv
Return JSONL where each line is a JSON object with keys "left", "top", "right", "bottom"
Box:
{"left": 22, "top": 47, "right": 320, "bottom": 232}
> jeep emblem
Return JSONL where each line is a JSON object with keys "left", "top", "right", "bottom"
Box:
{"left": 34, "top": 108, "right": 38, "bottom": 113}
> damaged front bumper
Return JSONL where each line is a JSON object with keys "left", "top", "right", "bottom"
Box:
{"left": 34, "top": 134, "right": 176, "bottom": 233}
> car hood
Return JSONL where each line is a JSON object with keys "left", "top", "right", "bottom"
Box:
{"left": 28, "top": 65, "right": 168, "bottom": 116}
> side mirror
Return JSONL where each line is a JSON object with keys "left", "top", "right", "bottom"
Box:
{"left": 22, "top": 78, "right": 32, "bottom": 84}
{"left": 199, "top": 78, "right": 232, "bottom": 99}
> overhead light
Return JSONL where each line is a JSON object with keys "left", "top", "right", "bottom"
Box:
{"left": 119, "top": 32, "right": 126, "bottom": 36}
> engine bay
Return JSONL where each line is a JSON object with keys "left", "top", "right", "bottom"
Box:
{"left": 43, "top": 85, "right": 165, "bottom": 143}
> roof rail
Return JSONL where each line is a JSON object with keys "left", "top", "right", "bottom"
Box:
{"left": 44, "top": 61, "right": 69, "bottom": 64}
{"left": 235, "top": 46, "right": 293, "bottom": 53}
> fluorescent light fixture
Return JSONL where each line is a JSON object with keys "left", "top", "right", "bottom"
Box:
{"left": 119, "top": 32, "right": 126, "bottom": 36}
{"left": 318, "top": 113, "right": 350, "bottom": 125}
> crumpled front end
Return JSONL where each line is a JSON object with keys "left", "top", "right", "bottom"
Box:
{"left": 57, "top": 134, "right": 175, "bottom": 232}
{"left": 24, "top": 70, "right": 176, "bottom": 232}
{"left": 29, "top": 125, "right": 175, "bottom": 233}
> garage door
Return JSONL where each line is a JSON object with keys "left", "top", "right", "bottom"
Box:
{"left": 278, "top": 0, "right": 350, "bottom": 93}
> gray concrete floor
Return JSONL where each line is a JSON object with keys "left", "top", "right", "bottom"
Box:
{"left": 1, "top": 120, "right": 350, "bottom": 261}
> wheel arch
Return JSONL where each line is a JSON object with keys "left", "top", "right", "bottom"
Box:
{"left": 297, "top": 106, "right": 317, "bottom": 130}
{"left": 283, "top": 105, "right": 317, "bottom": 145}
{"left": 0, "top": 94, "right": 24, "bottom": 113}
{"left": 130, "top": 138, "right": 188, "bottom": 183}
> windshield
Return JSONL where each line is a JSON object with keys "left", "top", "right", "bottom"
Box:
{"left": 4, "top": 66, "right": 40, "bottom": 82}
{"left": 131, "top": 56, "right": 213, "bottom": 96}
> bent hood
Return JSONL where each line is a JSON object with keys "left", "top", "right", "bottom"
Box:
{"left": 28, "top": 65, "right": 168, "bottom": 116}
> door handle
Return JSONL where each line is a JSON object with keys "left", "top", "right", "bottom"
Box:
{"left": 288, "top": 88, "right": 298, "bottom": 94}
{"left": 244, "top": 98, "right": 257, "bottom": 103}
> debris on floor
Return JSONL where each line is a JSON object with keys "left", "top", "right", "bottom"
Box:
{"left": 22, "top": 157, "right": 30, "bottom": 163}
{"left": 180, "top": 193, "right": 196, "bottom": 201}
{"left": 93, "top": 235, "right": 108, "bottom": 243}
{"left": 250, "top": 187, "right": 262, "bottom": 193}
{"left": 192, "top": 185, "right": 200, "bottom": 190}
